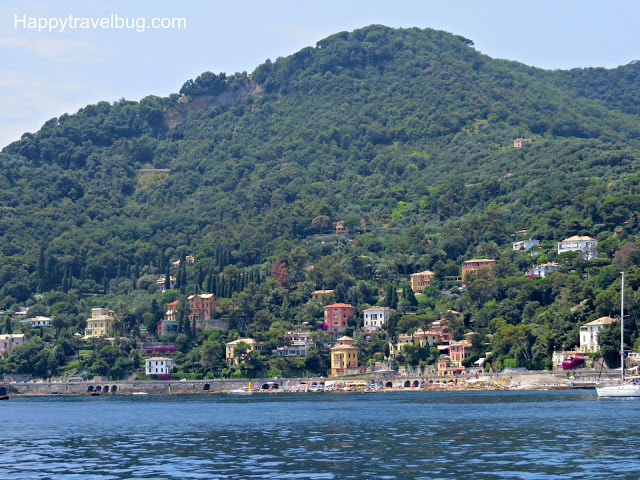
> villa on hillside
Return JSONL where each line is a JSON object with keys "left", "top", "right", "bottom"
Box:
{"left": 225, "top": 338, "right": 266, "bottom": 365}
{"left": 20, "top": 316, "right": 52, "bottom": 327}
{"left": 461, "top": 259, "right": 497, "bottom": 286}
{"left": 363, "top": 306, "right": 392, "bottom": 332}
{"left": 187, "top": 293, "right": 217, "bottom": 326}
{"left": 311, "top": 289, "right": 334, "bottom": 300}
{"left": 513, "top": 138, "right": 532, "bottom": 148}
{"left": 512, "top": 239, "right": 540, "bottom": 253}
{"left": 410, "top": 270, "right": 435, "bottom": 293}
{"left": 156, "top": 275, "right": 176, "bottom": 292}
{"left": 84, "top": 307, "right": 116, "bottom": 338}
{"left": 275, "top": 330, "right": 315, "bottom": 357}
{"left": 527, "top": 262, "right": 561, "bottom": 278}
{"left": 579, "top": 316, "right": 616, "bottom": 353}
{"left": 0, "top": 333, "right": 26, "bottom": 355}
{"left": 324, "top": 303, "right": 355, "bottom": 334}
{"left": 330, "top": 336, "right": 359, "bottom": 377}
{"left": 335, "top": 220, "right": 349, "bottom": 235}
{"left": 145, "top": 357, "right": 174, "bottom": 375}
{"left": 389, "top": 328, "right": 439, "bottom": 357}
{"left": 557, "top": 236, "right": 598, "bottom": 260}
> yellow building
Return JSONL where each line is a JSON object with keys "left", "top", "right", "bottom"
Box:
{"left": 84, "top": 307, "right": 116, "bottom": 338}
{"left": 225, "top": 338, "right": 266, "bottom": 365}
{"left": 389, "top": 329, "right": 438, "bottom": 356}
{"left": 410, "top": 270, "right": 434, "bottom": 292}
{"left": 330, "top": 336, "right": 359, "bottom": 377}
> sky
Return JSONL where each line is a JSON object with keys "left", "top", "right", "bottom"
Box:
{"left": 1, "top": 0, "right": 640, "bottom": 149}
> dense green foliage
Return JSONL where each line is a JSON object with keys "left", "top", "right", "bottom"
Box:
{"left": 2, "top": 25, "right": 640, "bottom": 378}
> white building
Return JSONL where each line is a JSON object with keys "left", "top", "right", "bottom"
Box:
{"left": 513, "top": 239, "right": 540, "bottom": 252}
{"left": 276, "top": 341, "right": 309, "bottom": 357}
{"left": 580, "top": 317, "right": 616, "bottom": 353}
{"left": 558, "top": 236, "right": 598, "bottom": 260}
{"left": 20, "top": 316, "right": 52, "bottom": 327}
{"left": 276, "top": 330, "right": 315, "bottom": 357}
{"left": 145, "top": 357, "right": 174, "bottom": 375}
{"left": 363, "top": 306, "right": 392, "bottom": 332}
{"left": 527, "top": 262, "right": 561, "bottom": 278}
{"left": 156, "top": 275, "right": 176, "bottom": 293}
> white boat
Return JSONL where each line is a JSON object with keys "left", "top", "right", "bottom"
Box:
{"left": 597, "top": 272, "right": 640, "bottom": 398}
{"left": 132, "top": 392, "right": 148, "bottom": 396}
{"left": 231, "top": 382, "right": 253, "bottom": 395}
{"left": 231, "top": 388, "right": 252, "bottom": 395}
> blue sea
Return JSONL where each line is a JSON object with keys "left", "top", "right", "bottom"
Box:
{"left": 2, "top": 390, "right": 639, "bottom": 479}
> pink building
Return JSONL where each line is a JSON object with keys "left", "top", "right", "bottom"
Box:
{"left": 448, "top": 340, "right": 471, "bottom": 363}
{"left": 0, "top": 334, "right": 25, "bottom": 355}
{"left": 324, "top": 303, "right": 355, "bottom": 333}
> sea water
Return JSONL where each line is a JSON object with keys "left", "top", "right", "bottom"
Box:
{"left": 2, "top": 390, "right": 638, "bottom": 479}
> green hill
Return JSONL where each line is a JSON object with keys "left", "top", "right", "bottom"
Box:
{"left": 1, "top": 25, "right": 640, "bottom": 377}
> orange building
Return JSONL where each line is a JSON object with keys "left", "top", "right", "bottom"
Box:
{"left": 324, "top": 303, "right": 355, "bottom": 333}
{"left": 410, "top": 270, "right": 434, "bottom": 292}
{"left": 461, "top": 259, "right": 497, "bottom": 286}
{"left": 330, "top": 336, "right": 358, "bottom": 377}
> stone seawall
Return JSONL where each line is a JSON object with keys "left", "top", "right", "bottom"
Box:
{"left": 5, "top": 370, "right": 616, "bottom": 396}
{"left": 8, "top": 378, "right": 321, "bottom": 396}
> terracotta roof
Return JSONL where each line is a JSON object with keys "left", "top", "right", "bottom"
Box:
{"left": 562, "top": 236, "right": 596, "bottom": 242}
{"left": 325, "top": 303, "right": 354, "bottom": 308}
{"left": 582, "top": 317, "right": 616, "bottom": 327}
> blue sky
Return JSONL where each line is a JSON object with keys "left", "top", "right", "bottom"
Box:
{"left": 1, "top": 0, "right": 639, "bottom": 148}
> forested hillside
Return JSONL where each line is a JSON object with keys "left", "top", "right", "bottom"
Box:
{"left": 2, "top": 25, "right": 640, "bottom": 379}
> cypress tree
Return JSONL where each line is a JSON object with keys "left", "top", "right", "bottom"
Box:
{"left": 45, "top": 254, "right": 56, "bottom": 291}
{"left": 391, "top": 286, "right": 399, "bottom": 310}
{"left": 214, "top": 276, "right": 222, "bottom": 297}
{"left": 38, "top": 247, "right": 46, "bottom": 292}
{"left": 197, "top": 265, "right": 203, "bottom": 290}
{"left": 385, "top": 284, "right": 394, "bottom": 308}
{"left": 157, "top": 247, "right": 165, "bottom": 274}
{"left": 165, "top": 262, "right": 171, "bottom": 290}
{"left": 208, "top": 268, "right": 215, "bottom": 293}
{"left": 404, "top": 283, "right": 418, "bottom": 307}
{"left": 215, "top": 246, "right": 222, "bottom": 267}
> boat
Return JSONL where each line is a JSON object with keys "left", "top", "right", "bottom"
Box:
{"left": 132, "top": 392, "right": 148, "bottom": 396}
{"left": 90, "top": 391, "right": 100, "bottom": 396}
{"left": 0, "top": 395, "right": 9, "bottom": 401}
{"left": 231, "top": 388, "right": 252, "bottom": 395}
{"left": 231, "top": 381, "right": 252, "bottom": 395}
{"left": 597, "top": 272, "right": 640, "bottom": 398}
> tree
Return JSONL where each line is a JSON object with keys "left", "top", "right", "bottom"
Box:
{"left": 403, "top": 283, "right": 418, "bottom": 307}
{"left": 270, "top": 262, "right": 289, "bottom": 287}
{"left": 201, "top": 341, "right": 223, "bottom": 373}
